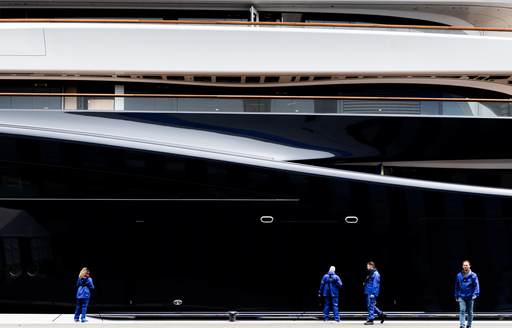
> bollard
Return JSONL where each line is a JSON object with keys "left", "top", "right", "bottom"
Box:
{"left": 228, "top": 311, "right": 238, "bottom": 322}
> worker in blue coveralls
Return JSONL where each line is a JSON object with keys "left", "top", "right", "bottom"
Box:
{"left": 318, "top": 266, "right": 343, "bottom": 322}
{"left": 74, "top": 267, "right": 95, "bottom": 323}
{"left": 455, "top": 260, "right": 480, "bottom": 328}
{"left": 363, "top": 261, "right": 385, "bottom": 325}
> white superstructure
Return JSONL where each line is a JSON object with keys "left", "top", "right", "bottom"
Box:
{"left": 0, "top": 0, "right": 512, "bottom": 110}
{"left": 1, "top": 22, "right": 512, "bottom": 77}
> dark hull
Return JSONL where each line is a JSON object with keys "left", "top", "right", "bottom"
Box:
{"left": 0, "top": 112, "right": 511, "bottom": 313}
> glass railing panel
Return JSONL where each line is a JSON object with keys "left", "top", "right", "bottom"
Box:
{"left": 0, "top": 96, "right": 62, "bottom": 110}
{"left": 270, "top": 99, "right": 315, "bottom": 113}
{"left": 176, "top": 98, "right": 243, "bottom": 112}
{"left": 124, "top": 97, "right": 177, "bottom": 111}
{"left": 314, "top": 99, "right": 339, "bottom": 113}
{"left": 437, "top": 102, "right": 512, "bottom": 117}
{"left": 243, "top": 99, "right": 271, "bottom": 112}
{"left": 0, "top": 96, "right": 11, "bottom": 109}
{"left": 440, "top": 101, "right": 474, "bottom": 116}
{"left": 85, "top": 97, "right": 114, "bottom": 111}
{"left": 476, "top": 102, "right": 512, "bottom": 117}
{"left": 419, "top": 101, "right": 441, "bottom": 115}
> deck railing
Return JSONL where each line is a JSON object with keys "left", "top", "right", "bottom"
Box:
{"left": 0, "top": 93, "right": 511, "bottom": 117}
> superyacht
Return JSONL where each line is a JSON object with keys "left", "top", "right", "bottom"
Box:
{"left": 0, "top": 0, "right": 511, "bottom": 317}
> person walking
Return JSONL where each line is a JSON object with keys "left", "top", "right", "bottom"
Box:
{"left": 455, "top": 260, "right": 480, "bottom": 328}
{"left": 74, "top": 267, "right": 95, "bottom": 323}
{"left": 363, "top": 261, "right": 385, "bottom": 325}
{"left": 318, "top": 266, "right": 343, "bottom": 322}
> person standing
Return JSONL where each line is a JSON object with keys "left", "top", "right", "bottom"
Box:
{"left": 363, "top": 261, "right": 385, "bottom": 325}
{"left": 318, "top": 266, "right": 343, "bottom": 322}
{"left": 455, "top": 260, "right": 480, "bottom": 328}
{"left": 74, "top": 267, "right": 95, "bottom": 323}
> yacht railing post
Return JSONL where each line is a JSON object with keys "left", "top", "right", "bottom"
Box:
{"left": 114, "top": 84, "right": 125, "bottom": 111}
{"left": 250, "top": 6, "right": 259, "bottom": 23}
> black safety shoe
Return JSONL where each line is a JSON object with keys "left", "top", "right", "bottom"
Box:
{"left": 364, "top": 321, "right": 374, "bottom": 325}
{"left": 379, "top": 313, "right": 386, "bottom": 324}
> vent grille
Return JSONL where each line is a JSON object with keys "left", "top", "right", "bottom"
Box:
{"left": 341, "top": 100, "right": 421, "bottom": 114}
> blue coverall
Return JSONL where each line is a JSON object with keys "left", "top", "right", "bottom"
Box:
{"left": 74, "top": 277, "right": 95, "bottom": 322}
{"left": 319, "top": 272, "right": 343, "bottom": 321}
{"left": 364, "top": 269, "right": 382, "bottom": 321}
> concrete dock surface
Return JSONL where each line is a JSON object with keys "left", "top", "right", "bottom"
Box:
{"left": 0, "top": 315, "right": 509, "bottom": 328}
